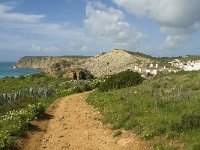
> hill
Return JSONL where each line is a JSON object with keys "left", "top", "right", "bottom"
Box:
{"left": 73, "top": 49, "right": 151, "bottom": 77}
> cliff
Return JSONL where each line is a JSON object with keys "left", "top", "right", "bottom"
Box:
{"left": 15, "top": 56, "right": 90, "bottom": 69}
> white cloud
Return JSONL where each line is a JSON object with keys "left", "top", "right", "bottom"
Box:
{"left": 113, "top": 0, "right": 200, "bottom": 50}
{"left": 113, "top": 0, "right": 200, "bottom": 28}
{"left": 0, "top": 2, "right": 108, "bottom": 58}
{"left": 67, "top": 41, "right": 90, "bottom": 52}
{"left": 31, "top": 44, "right": 62, "bottom": 52}
{"left": 0, "top": 4, "right": 45, "bottom": 23}
{"left": 84, "top": 1, "right": 147, "bottom": 49}
{"left": 158, "top": 35, "right": 189, "bottom": 50}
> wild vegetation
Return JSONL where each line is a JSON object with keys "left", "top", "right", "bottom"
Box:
{"left": 0, "top": 73, "right": 101, "bottom": 149}
{"left": 99, "top": 70, "right": 144, "bottom": 92}
{"left": 179, "top": 55, "right": 200, "bottom": 62}
{"left": 125, "top": 50, "right": 154, "bottom": 59}
{"left": 87, "top": 71, "right": 200, "bottom": 150}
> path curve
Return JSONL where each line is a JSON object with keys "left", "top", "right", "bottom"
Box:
{"left": 16, "top": 92, "right": 151, "bottom": 150}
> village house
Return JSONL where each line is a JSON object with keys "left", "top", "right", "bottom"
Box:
{"left": 183, "top": 61, "right": 200, "bottom": 71}
{"left": 168, "top": 59, "right": 184, "bottom": 68}
{"left": 168, "top": 59, "right": 200, "bottom": 71}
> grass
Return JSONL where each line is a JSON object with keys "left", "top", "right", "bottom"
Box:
{"left": 0, "top": 73, "right": 101, "bottom": 149}
{"left": 87, "top": 71, "right": 200, "bottom": 150}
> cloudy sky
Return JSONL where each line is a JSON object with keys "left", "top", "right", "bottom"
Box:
{"left": 0, "top": 0, "right": 200, "bottom": 61}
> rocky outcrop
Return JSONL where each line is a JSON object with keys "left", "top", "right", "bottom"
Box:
{"left": 73, "top": 49, "right": 151, "bottom": 77}
{"left": 15, "top": 56, "right": 90, "bottom": 69}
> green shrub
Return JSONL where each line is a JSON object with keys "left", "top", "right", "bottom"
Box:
{"left": 171, "top": 110, "right": 200, "bottom": 132}
{"left": 71, "top": 86, "right": 83, "bottom": 93}
{"left": 18, "top": 75, "right": 25, "bottom": 80}
{"left": 78, "top": 70, "right": 94, "bottom": 80}
{"left": 0, "top": 97, "right": 38, "bottom": 115}
{"left": 193, "top": 143, "right": 200, "bottom": 150}
{"left": 181, "top": 110, "right": 200, "bottom": 130}
{"left": 99, "top": 70, "right": 144, "bottom": 92}
{"left": 61, "top": 60, "right": 72, "bottom": 67}
{"left": 31, "top": 72, "right": 45, "bottom": 78}
{"left": 170, "top": 122, "right": 183, "bottom": 132}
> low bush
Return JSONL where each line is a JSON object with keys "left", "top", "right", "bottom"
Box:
{"left": 0, "top": 97, "right": 38, "bottom": 115}
{"left": 31, "top": 72, "right": 45, "bottom": 78}
{"left": 99, "top": 70, "right": 144, "bottom": 92}
{"left": 193, "top": 143, "right": 200, "bottom": 150}
{"left": 18, "top": 75, "right": 25, "bottom": 80}
{"left": 171, "top": 109, "right": 200, "bottom": 132}
{"left": 181, "top": 110, "right": 200, "bottom": 130}
{"left": 78, "top": 70, "right": 94, "bottom": 80}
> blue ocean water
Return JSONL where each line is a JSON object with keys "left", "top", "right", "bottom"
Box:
{"left": 0, "top": 62, "right": 41, "bottom": 78}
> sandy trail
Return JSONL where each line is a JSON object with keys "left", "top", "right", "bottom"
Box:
{"left": 16, "top": 92, "right": 150, "bottom": 150}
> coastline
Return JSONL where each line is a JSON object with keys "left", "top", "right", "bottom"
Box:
{"left": 0, "top": 62, "right": 41, "bottom": 78}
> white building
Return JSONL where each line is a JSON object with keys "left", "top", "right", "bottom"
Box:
{"left": 134, "top": 66, "right": 139, "bottom": 71}
{"left": 144, "top": 69, "right": 158, "bottom": 76}
{"left": 145, "top": 69, "right": 151, "bottom": 73}
{"left": 183, "top": 62, "right": 200, "bottom": 71}
{"left": 155, "top": 64, "right": 159, "bottom": 68}
{"left": 152, "top": 70, "right": 158, "bottom": 75}
{"left": 149, "top": 63, "right": 153, "bottom": 68}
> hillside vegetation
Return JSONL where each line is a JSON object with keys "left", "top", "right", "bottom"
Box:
{"left": 125, "top": 50, "right": 154, "bottom": 59}
{"left": 87, "top": 71, "right": 200, "bottom": 150}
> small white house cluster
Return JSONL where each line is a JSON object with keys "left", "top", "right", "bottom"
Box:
{"left": 169, "top": 59, "right": 200, "bottom": 71}
{"left": 168, "top": 59, "right": 184, "bottom": 68}
{"left": 134, "top": 63, "right": 169, "bottom": 77}
{"left": 183, "top": 60, "right": 200, "bottom": 71}
{"left": 145, "top": 63, "right": 160, "bottom": 76}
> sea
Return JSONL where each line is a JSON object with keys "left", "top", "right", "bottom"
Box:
{"left": 0, "top": 62, "right": 41, "bottom": 78}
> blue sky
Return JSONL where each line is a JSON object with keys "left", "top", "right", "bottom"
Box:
{"left": 0, "top": 0, "right": 200, "bottom": 61}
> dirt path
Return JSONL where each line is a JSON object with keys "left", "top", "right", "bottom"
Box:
{"left": 16, "top": 92, "right": 151, "bottom": 150}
